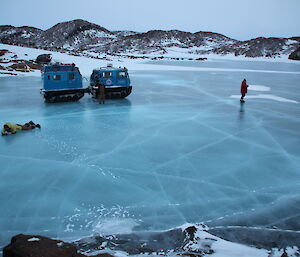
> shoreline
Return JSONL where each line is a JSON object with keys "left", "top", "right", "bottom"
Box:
{"left": 1, "top": 43, "right": 300, "bottom": 78}
{"left": 2, "top": 224, "right": 300, "bottom": 257}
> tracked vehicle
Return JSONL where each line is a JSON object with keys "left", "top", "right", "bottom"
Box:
{"left": 41, "top": 63, "right": 87, "bottom": 103}
{"left": 89, "top": 65, "right": 132, "bottom": 99}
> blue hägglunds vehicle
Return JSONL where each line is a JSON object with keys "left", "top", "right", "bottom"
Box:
{"left": 41, "top": 63, "right": 87, "bottom": 102}
{"left": 89, "top": 65, "right": 132, "bottom": 99}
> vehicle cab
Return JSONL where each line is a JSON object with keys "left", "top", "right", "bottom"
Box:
{"left": 89, "top": 65, "right": 132, "bottom": 99}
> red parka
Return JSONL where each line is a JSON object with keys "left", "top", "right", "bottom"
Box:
{"left": 241, "top": 80, "right": 248, "bottom": 94}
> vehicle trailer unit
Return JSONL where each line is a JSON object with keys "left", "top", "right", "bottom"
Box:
{"left": 41, "top": 64, "right": 87, "bottom": 103}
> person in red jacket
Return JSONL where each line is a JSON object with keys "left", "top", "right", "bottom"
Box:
{"left": 240, "top": 79, "right": 248, "bottom": 102}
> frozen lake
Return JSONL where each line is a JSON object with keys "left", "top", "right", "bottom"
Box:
{"left": 0, "top": 59, "right": 300, "bottom": 247}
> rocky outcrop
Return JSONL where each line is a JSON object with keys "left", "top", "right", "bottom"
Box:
{"left": 3, "top": 234, "right": 79, "bottom": 257}
{"left": 3, "top": 234, "right": 114, "bottom": 257}
{"left": 74, "top": 225, "right": 300, "bottom": 256}
{"left": 2, "top": 226, "right": 210, "bottom": 257}
{"left": 288, "top": 46, "right": 300, "bottom": 60}
{"left": 2, "top": 226, "right": 300, "bottom": 257}
{"left": 36, "top": 53, "right": 52, "bottom": 64}
{"left": 0, "top": 50, "right": 42, "bottom": 74}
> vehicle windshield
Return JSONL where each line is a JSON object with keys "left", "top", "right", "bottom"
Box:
{"left": 117, "top": 71, "right": 128, "bottom": 78}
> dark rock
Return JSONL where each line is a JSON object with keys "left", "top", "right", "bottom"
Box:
{"left": 0, "top": 49, "right": 9, "bottom": 56}
{"left": 0, "top": 59, "right": 10, "bottom": 63}
{"left": 185, "top": 226, "right": 197, "bottom": 241}
{"left": 288, "top": 47, "right": 300, "bottom": 60}
{"left": 3, "top": 234, "right": 78, "bottom": 257}
{"left": 280, "top": 251, "right": 288, "bottom": 257}
{"left": 36, "top": 53, "right": 52, "bottom": 64}
{"left": 2, "top": 234, "right": 117, "bottom": 257}
{"left": 27, "top": 61, "right": 42, "bottom": 70}
{"left": 92, "top": 254, "right": 114, "bottom": 257}
{"left": 0, "top": 71, "right": 17, "bottom": 75}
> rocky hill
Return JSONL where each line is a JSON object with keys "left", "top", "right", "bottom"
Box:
{"left": 0, "top": 19, "right": 299, "bottom": 59}
{"left": 39, "top": 19, "right": 115, "bottom": 51}
{"left": 0, "top": 25, "right": 43, "bottom": 47}
{"left": 288, "top": 46, "right": 300, "bottom": 60}
{"left": 206, "top": 37, "right": 300, "bottom": 58}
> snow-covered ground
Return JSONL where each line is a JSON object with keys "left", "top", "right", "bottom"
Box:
{"left": 1, "top": 44, "right": 299, "bottom": 78}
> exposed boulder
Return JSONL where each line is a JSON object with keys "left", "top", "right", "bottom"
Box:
{"left": 0, "top": 49, "right": 9, "bottom": 56}
{"left": 288, "top": 47, "right": 300, "bottom": 60}
{"left": 2, "top": 234, "right": 116, "bottom": 257}
{"left": 36, "top": 53, "right": 52, "bottom": 64}
{"left": 3, "top": 234, "right": 78, "bottom": 257}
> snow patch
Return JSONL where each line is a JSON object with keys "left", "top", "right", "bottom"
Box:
{"left": 93, "top": 218, "right": 138, "bottom": 235}
{"left": 187, "top": 230, "right": 267, "bottom": 257}
{"left": 27, "top": 237, "right": 40, "bottom": 242}
{"left": 248, "top": 85, "right": 271, "bottom": 91}
{"left": 57, "top": 242, "right": 64, "bottom": 247}
{"left": 83, "top": 29, "right": 115, "bottom": 38}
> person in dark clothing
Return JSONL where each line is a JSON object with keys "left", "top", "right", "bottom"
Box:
{"left": 240, "top": 79, "right": 249, "bottom": 102}
{"left": 98, "top": 84, "right": 105, "bottom": 104}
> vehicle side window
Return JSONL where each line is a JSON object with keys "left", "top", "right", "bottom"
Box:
{"left": 69, "top": 73, "right": 75, "bottom": 80}
{"left": 54, "top": 74, "right": 61, "bottom": 80}
{"left": 104, "top": 72, "right": 112, "bottom": 78}
{"left": 117, "top": 71, "right": 127, "bottom": 78}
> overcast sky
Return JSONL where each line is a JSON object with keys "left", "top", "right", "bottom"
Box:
{"left": 0, "top": 0, "right": 299, "bottom": 40}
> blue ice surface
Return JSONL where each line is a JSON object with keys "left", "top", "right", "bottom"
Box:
{"left": 0, "top": 59, "right": 300, "bottom": 247}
